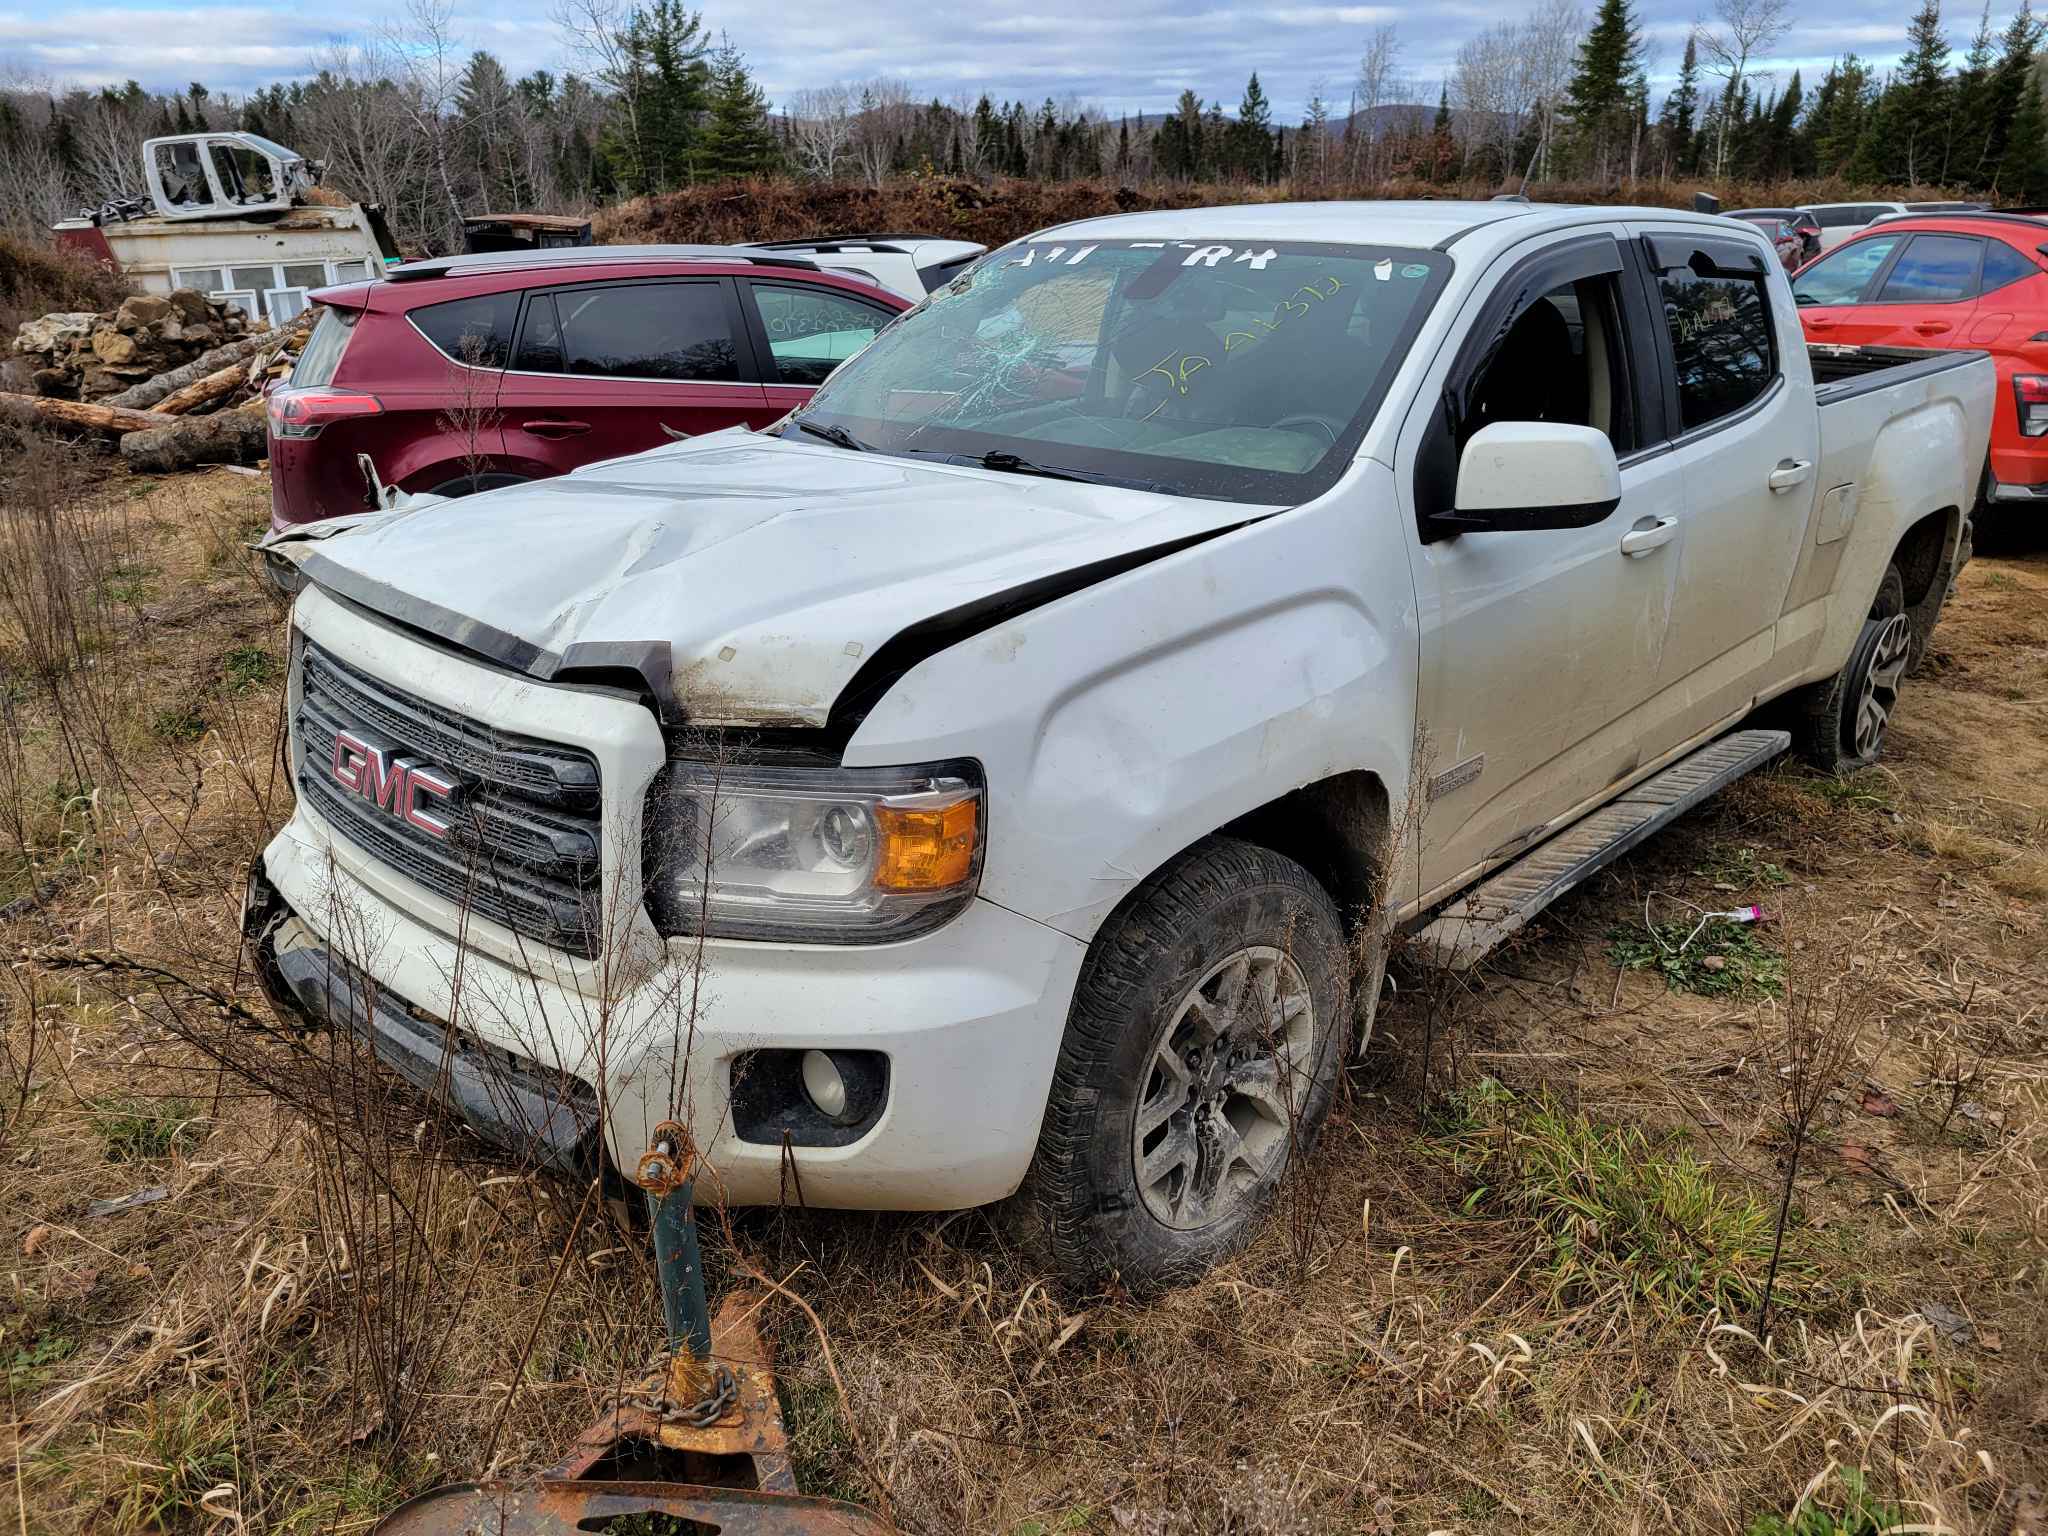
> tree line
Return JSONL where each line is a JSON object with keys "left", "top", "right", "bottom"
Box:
{"left": 2, "top": 0, "right": 2044, "bottom": 259}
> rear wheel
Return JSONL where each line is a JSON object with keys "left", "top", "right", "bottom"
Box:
{"left": 1014, "top": 838, "right": 1350, "bottom": 1294}
{"left": 1793, "top": 563, "right": 1910, "bottom": 774}
{"left": 425, "top": 471, "right": 529, "bottom": 498}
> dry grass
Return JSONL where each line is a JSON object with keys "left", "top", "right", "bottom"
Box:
{"left": 0, "top": 452, "right": 2042, "bottom": 1534}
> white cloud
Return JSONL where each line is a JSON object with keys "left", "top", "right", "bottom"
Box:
{"left": 0, "top": 0, "right": 1988, "bottom": 119}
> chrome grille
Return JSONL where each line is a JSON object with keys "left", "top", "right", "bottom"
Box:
{"left": 294, "top": 640, "right": 604, "bottom": 958}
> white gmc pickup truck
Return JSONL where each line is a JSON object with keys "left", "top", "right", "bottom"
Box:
{"left": 248, "top": 200, "right": 1992, "bottom": 1290}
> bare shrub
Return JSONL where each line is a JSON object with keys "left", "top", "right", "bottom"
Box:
{"left": 1756, "top": 943, "right": 1872, "bottom": 1338}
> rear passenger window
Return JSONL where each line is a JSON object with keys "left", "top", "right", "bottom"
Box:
{"left": 1875, "top": 235, "right": 1983, "bottom": 304}
{"left": 1980, "top": 242, "right": 2038, "bottom": 295}
{"left": 291, "top": 306, "right": 357, "bottom": 387}
{"left": 1657, "top": 266, "right": 1775, "bottom": 432}
{"left": 553, "top": 282, "right": 739, "bottom": 382}
{"left": 412, "top": 293, "right": 517, "bottom": 368}
{"left": 747, "top": 283, "right": 893, "bottom": 385}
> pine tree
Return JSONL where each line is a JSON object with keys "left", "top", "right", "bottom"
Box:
{"left": 1979, "top": 3, "right": 2045, "bottom": 191}
{"left": 1663, "top": 33, "right": 1702, "bottom": 174}
{"left": 697, "top": 40, "right": 776, "bottom": 178}
{"left": 1231, "top": 72, "right": 1274, "bottom": 180}
{"left": 1861, "top": 0, "right": 1952, "bottom": 185}
{"left": 2006, "top": 61, "right": 2048, "bottom": 200}
{"left": 1566, "top": 0, "right": 1644, "bottom": 178}
{"left": 1760, "top": 70, "right": 1802, "bottom": 177}
{"left": 1947, "top": 1, "right": 1997, "bottom": 183}
{"left": 1810, "top": 54, "right": 1876, "bottom": 174}
{"left": 599, "top": 0, "right": 711, "bottom": 193}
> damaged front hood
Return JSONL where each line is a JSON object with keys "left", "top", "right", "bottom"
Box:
{"left": 299, "top": 431, "right": 1271, "bottom": 726}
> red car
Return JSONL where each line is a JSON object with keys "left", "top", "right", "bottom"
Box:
{"left": 1792, "top": 212, "right": 2048, "bottom": 504}
{"left": 264, "top": 246, "right": 914, "bottom": 529}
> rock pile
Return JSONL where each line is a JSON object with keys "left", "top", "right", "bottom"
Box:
{"left": 14, "top": 291, "right": 251, "bottom": 400}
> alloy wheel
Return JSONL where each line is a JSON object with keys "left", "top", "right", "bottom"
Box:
{"left": 1853, "top": 613, "right": 1912, "bottom": 760}
{"left": 1131, "top": 945, "right": 1317, "bottom": 1231}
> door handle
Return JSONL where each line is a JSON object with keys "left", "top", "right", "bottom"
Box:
{"left": 1913, "top": 321, "right": 1951, "bottom": 335}
{"left": 523, "top": 419, "right": 589, "bottom": 438}
{"left": 1806, "top": 316, "right": 1834, "bottom": 328}
{"left": 1619, "top": 516, "right": 1678, "bottom": 557}
{"left": 1768, "top": 458, "right": 1814, "bottom": 494}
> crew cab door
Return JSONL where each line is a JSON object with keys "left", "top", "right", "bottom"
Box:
{"left": 499, "top": 278, "right": 767, "bottom": 472}
{"left": 1402, "top": 232, "right": 1688, "bottom": 902}
{"left": 1632, "top": 226, "right": 1821, "bottom": 737}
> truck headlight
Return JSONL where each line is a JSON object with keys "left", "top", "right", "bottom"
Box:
{"left": 642, "top": 758, "right": 984, "bottom": 942}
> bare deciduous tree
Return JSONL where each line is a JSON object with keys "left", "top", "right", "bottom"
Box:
{"left": 382, "top": 0, "right": 473, "bottom": 252}
{"left": 1698, "top": 0, "right": 1791, "bottom": 177}
{"left": 849, "top": 78, "right": 912, "bottom": 190}
{"left": 786, "top": 84, "right": 855, "bottom": 180}
{"left": 1351, "top": 27, "right": 1407, "bottom": 183}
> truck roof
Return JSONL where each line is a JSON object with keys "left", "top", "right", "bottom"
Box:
{"left": 1033, "top": 199, "right": 1742, "bottom": 255}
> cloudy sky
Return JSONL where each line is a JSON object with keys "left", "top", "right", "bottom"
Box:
{"left": 0, "top": 0, "right": 2006, "bottom": 121}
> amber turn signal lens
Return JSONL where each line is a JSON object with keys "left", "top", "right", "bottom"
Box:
{"left": 873, "top": 796, "right": 979, "bottom": 891}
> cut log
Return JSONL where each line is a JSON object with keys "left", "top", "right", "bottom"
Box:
{"left": 150, "top": 361, "right": 250, "bottom": 416}
{"left": 100, "top": 327, "right": 289, "bottom": 410}
{"left": 0, "top": 392, "right": 168, "bottom": 438}
{"left": 118, "top": 402, "right": 269, "bottom": 472}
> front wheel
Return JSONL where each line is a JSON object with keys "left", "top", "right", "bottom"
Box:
{"left": 1014, "top": 838, "right": 1350, "bottom": 1294}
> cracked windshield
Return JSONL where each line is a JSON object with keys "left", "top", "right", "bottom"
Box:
{"left": 789, "top": 239, "right": 1448, "bottom": 501}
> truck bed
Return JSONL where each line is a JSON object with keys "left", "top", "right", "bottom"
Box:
{"left": 1807, "top": 341, "right": 1986, "bottom": 395}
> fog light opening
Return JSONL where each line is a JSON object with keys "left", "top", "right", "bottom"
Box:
{"left": 800, "top": 1048, "right": 849, "bottom": 1121}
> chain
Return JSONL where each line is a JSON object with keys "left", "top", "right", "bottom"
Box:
{"left": 620, "top": 1356, "right": 739, "bottom": 1428}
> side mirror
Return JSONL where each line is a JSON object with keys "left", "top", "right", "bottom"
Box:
{"left": 1436, "top": 421, "right": 1622, "bottom": 536}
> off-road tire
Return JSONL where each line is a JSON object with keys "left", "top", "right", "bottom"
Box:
{"left": 426, "top": 471, "right": 529, "bottom": 498}
{"left": 1793, "top": 562, "right": 1909, "bottom": 774}
{"left": 1014, "top": 837, "right": 1350, "bottom": 1295}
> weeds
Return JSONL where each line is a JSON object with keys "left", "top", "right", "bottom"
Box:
{"left": 1800, "top": 772, "right": 1896, "bottom": 813}
{"left": 1433, "top": 1080, "right": 1802, "bottom": 1316}
{"left": 6, "top": 1332, "right": 78, "bottom": 1393}
{"left": 1746, "top": 1469, "right": 1905, "bottom": 1536}
{"left": 1609, "top": 917, "right": 1786, "bottom": 998}
{"left": 109, "top": 1389, "right": 240, "bottom": 1532}
{"left": 90, "top": 1095, "right": 199, "bottom": 1161}
{"left": 150, "top": 705, "right": 207, "bottom": 743}
{"left": 220, "top": 645, "right": 279, "bottom": 693}
{"left": 1698, "top": 843, "right": 1792, "bottom": 890}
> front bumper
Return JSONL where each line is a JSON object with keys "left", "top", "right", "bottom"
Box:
{"left": 250, "top": 832, "right": 1085, "bottom": 1207}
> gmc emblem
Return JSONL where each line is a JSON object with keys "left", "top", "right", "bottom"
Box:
{"left": 332, "top": 728, "right": 458, "bottom": 838}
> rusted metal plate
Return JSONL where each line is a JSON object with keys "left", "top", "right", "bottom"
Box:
{"left": 549, "top": 1291, "right": 798, "bottom": 1491}
{"left": 372, "top": 1480, "right": 889, "bottom": 1534}
{"left": 372, "top": 1292, "right": 890, "bottom": 1534}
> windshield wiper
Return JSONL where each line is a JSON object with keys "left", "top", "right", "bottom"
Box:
{"left": 955, "top": 449, "right": 1169, "bottom": 493}
{"left": 791, "top": 419, "right": 868, "bottom": 452}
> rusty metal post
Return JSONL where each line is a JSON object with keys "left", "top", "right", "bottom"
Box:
{"left": 637, "top": 1120, "right": 713, "bottom": 1361}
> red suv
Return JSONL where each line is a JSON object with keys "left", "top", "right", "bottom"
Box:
{"left": 264, "top": 246, "right": 914, "bottom": 528}
{"left": 1792, "top": 212, "right": 2048, "bottom": 505}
